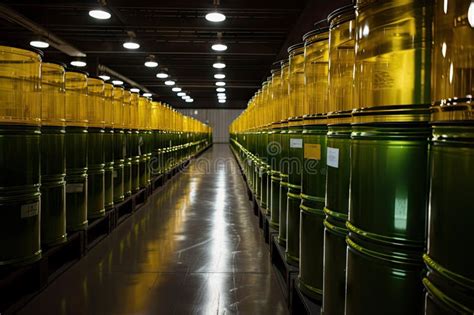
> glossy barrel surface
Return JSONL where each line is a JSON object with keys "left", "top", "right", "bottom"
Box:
{"left": 104, "top": 128, "right": 114, "bottom": 209}
{"left": 87, "top": 127, "right": 105, "bottom": 219}
{"left": 113, "top": 129, "right": 125, "bottom": 203}
{"left": 278, "top": 128, "right": 289, "bottom": 246}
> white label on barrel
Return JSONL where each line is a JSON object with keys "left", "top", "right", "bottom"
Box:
{"left": 21, "top": 202, "right": 39, "bottom": 218}
{"left": 113, "top": 170, "right": 118, "bottom": 178}
{"left": 327, "top": 147, "right": 339, "bottom": 168}
{"left": 290, "top": 138, "right": 303, "bottom": 148}
{"left": 66, "top": 183, "right": 84, "bottom": 193}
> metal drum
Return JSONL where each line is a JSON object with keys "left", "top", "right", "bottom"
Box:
{"left": 278, "top": 60, "right": 290, "bottom": 247}
{"left": 323, "top": 5, "right": 355, "bottom": 314}
{"left": 259, "top": 82, "right": 270, "bottom": 213}
{"left": 0, "top": 46, "right": 42, "bottom": 266}
{"left": 299, "top": 24, "right": 329, "bottom": 301}
{"left": 86, "top": 77, "right": 105, "bottom": 219}
{"left": 112, "top": 86, "right": 125, "bottom": 203}
{"left": 103, "top": 83, "right": 114, "bottom": 210}
{"left": 41, "top": 62, "right": 67, "bottom": 247}
{"left": 123, "top": 90, "right": 132, "bottom": 197}
{"left": 150, "top": 101, "right": 160, "bottom": 178}
{"left": 346, "top": 1, "right": 432, "bottom": 314}
{"left": 423, "top": 0, "right": 474, "bottom": 313}
{"left": 286, "top": 42, "right": 305, "bottom": 267}
{"left": 65, "top": 71, "right": 88, "bottom": 231}
{"left": 138, "top": 97, "right": 148, "bottom": 189}
{"left": 145, "top": 100, "right": 152, "bottom": 185}
{"left": 130, "top": 92, "right": 140, "bottom": 192}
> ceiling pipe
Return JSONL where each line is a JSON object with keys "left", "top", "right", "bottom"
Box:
{"left": 0, "top": 4, "right": 86, "bottom": 57}
{"left": 98, "top": 64, "right": 151, "bottom": 93}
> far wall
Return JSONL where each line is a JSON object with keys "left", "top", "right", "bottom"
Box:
{"left": 179, "top": 109, "right": 243, "bottom": 143}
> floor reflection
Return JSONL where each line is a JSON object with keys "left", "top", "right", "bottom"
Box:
{"left": 19, "top": 144, "right": 288, "bottom": 315}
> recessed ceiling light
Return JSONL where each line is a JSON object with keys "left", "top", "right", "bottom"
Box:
{"left": 177, "top": 92, "right": 186, "bottom": 96}
{"left": 89, "top": 9, "right": 111, "bottom": 20}
{"left": 215, "top": 81, "right": 226, "bottom": 86}
{"left": 213, "top": 62, "right": 226, "bottom": 69}
{"left": 130, "top": 88, "right": 140, "bottom": 93}
{"left": 144, "top": 61, "right": 158, "bottom": 68}
{"left": 205, "top": 12, "right": 226, "bottom": 23}
{"left": 214, "top": 73, "right": 226, "bottom": 79}
{"left": 30, "top": 40, "right": 49, "bottom": 49}
{"left": 70, "top": 60, "right": 87, "bottom": 67}
{"left": 185, "top": 99, "right": 194, "bottom": 103}
{"left": 156, "top": 72, "right": 169, "bottom": 79}
{"left": 165, "top": 80, "right": 175, "bottom": 86}
{"left": 216, "top": 87, "right": 226, "bottom": 92}
{"left": 217, "top": 93, "right": 226, "bottom": 97}
{"left": 172, "top": 87, "right": 182, "bottom": 92}
{"left": 143, "top": 93, "right": 152, "bottom": 97}
{"left": 211, "top": 43, "right": 228, "bottom": 51}
{"left": 99, "top": 75, "right": 110, "bottom": 81}
{"left": 112, "top": 80, "right": 124, "bottom": 85}
{"left": 218, "top": 99, "right": 226, "bottom": 103}
{"left": 123, "top": 41, "right": 140, "bottom": 49}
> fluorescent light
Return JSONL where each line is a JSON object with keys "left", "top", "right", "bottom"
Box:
{"left": 217, "top": 93, "right": 226, "bottom": 97}
{"left": 183, "top": 96, "right": 191, "bottom": 100}
{"left": 194, "top": 110, "right": 198, "bottom": 115}
{"left": 164, "top": 80, "right": 175, "bottom": 86}
{"left": 216, "top": 87, "right": 226, "bottom": 92}
{"left": 214, "top": 73, "right": 225, "bottom": 79}
{"left": 177, "top": 92, "right": 186, "bottom": 96}
{"left": 172, "top": 87, "right": 182, "bottom": 92}
{"left": 212, "top": 43, "right": 228, "bottom": 51}
{"left": 185, "top": 99, "right": 193, "bottom": 103}
{"left": 130, "top": 88, "right": 140, "bottom": 93}
{"left": 89, "top": 9, "right": 111, "bottom": 20}
{"left": 156, "top": 72, "right": 169, "bottom": 79}
{"left": 218, "top": 99, "right": 226, "bottom": 103}
{"left": 143, "top": 93, "right": 152, "bottom": 97}
{"left": 144, "top": 61, "right": 158, "bottom": 68}
{"left": 30, "top": 40, "right": 49, "bottom": 48}
{"left": 215, "top": 81, "right": 226, "bottom": 86}
{"left": 70, "top": 60, "right": 87, "bottom": 67}
{"left": 99, "top": 75, "right": 110, "bottom": 81}
{"left": 218, "top": 95, "right": 226, "bottom": 99}
{"left": 205, "top": 12, "right": 226, "bottom": 22}
{"left": 213, "top": 62, "right": 226, "bottom": 69}
{"left": 112, "top": 80, "right": 124, "bottom": 85}
{"left": 123, "top": 41, "right": 140, "bottom": 49}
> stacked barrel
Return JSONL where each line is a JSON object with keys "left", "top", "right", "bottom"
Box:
{"left": 0, "top": 45, "right": 212, "bottom": 268}
{"left": 231, "top": 0, "right": 474, "bottom": 313}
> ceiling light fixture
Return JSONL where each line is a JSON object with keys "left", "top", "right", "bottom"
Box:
{"left": 172, "top": 87, "right": 182, "bottom": 92}
{"left": 156, "top": 72, "right": 169, "bottom": 79}
{"left": 130, "top": 88, "right": 140, "bottom": 93}
{"left": 185, "top": 99, "right": 194, "bottom": 103}
{"left": 143, "top": 93, "right": 152, "bottom": 97}
{"left": 183, "top": 95, "right": 191, "bottom": 100}
{"left": 213, "top": 62, "right": 226, "bottom": 69}
{"left": 112, "top": 80, "right": 124, "bottom": 85}
{"left": 164, "top": 80, "right": 175, "bottom": 86}
{"left": 177, "top": 92, "right": 186, "bottom": 96}
{"left": 89, "top": 9, "right": 111, "bottom": 20}
{"left": 205, "top": 12, "right": 226, "bottom": 23}
{"left": 218, "top": 95, "right": 227, "bottom": 99}
{"left": 70, "top": 60, "right": 87, "bottom": 67}
{"left": 214, "top": 73, "right": 225, "bottom": 79}
{"left": 99, "top": 75, "right": 110, "bottom": 81}
{"left": 217, "top": 93, "right": 226, "bottom": 97}
{"left": 144, "top": 55, "right": 158, "bottom": 68}
{"left": 211, "top": 43, "right": 228, "bottom": 51}
{"left": 215, "top": 81, "right": 226, "bottom": 86}
{"left": 123, "top": 40, "right": 140, "bottom": 49}
{"left": 30, "top": 40, "right": 49, "bottom": 49}
{"left": 216, "top": 87, "right": 226, "bottom": 92}
{"left": 218, "top": 99, "right": 226, "bottom": 103}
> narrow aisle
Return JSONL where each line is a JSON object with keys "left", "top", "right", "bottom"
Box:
{"left": 19, "top": 144, "right": 288, "bottom": 315}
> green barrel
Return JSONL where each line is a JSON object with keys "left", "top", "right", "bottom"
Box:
{"left": 113, "top": 128, "right": 125, "bottom": 203}
{"left": 254, "top": 131, "right": 261, "bottom": 202}
{"left": 104, "top": 127, "right": 114, "bottom": 209}
{"left": 139, "top": 130, "right": 147, "bottom": 188}
{"left": 346, "top": 123, "right": 429, "bottom": 315}
{"left": 423, "top": 123, "right": 474, "bottom": 314}
{"left": 146, "top": 130, "right": 152, "bottom": 184}
{"left": 124, "top": 129, "right": 132, "bottom": 197}
{"left": 0, "top": 125, "right": 41, "bottom": 265}
{"left": 278, "top": 126, "right": 289, "bottom": 246}
{"left": 260, "top": 128, "right": 269, "bottom": 212}
{"left": 41, "top": 126, "right": 67, "bottom": 246}
{"left": 323, "top": 124, "right": 351, "bottom": 315}
{"left": 131, "top": 129, "right": 140, "bottom": 192}
{"left": 299, "top": 123, "right": 327, "bottom": 301}
{"left": 269, "top": 125, "right": 281, "bottom": 229}
{"left": 87, "top": 127, "right": 105, "bottom": 219}
{"left": 286, "top": 122, "right": 303, "bottom": 266}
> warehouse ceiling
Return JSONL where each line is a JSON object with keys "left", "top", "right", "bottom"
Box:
{"left": 0, "top": 0, "right": 351, "bottom": 109}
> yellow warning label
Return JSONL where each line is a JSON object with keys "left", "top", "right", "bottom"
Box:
{"left": 304, "top": 143, "right": 321, "bottom": 160}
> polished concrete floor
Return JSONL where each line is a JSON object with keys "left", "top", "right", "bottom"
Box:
{"left": 19, "top": 144, "right": 288, "bottom": 315}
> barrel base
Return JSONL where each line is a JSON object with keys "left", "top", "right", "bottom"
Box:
{"left": 0, "top": 249, "right": 41, "bottom": 267}
{"left": 285, "top": 252, "right": 299, "bottom": 267}
{"left": 278, "top": 237, "right": 287, "bottom": 247}
{"left": 67, "top": 220, "right": 88, "bottom": 232}
{"left": 298, "top": 278, "right": 323, "bottom": 302}
{"left": 42, "top": 233, "right": 68, "bottom": 248}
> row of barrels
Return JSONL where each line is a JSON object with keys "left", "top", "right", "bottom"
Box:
{"left": 0, "top": 45, "right": 212, "bottom": 267}
{"left": 230, "top": 0, "right": 472, "bottom": 314}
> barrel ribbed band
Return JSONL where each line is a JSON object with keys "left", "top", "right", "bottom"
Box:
{"left": 422, "top": 278, "right": 473, "bottom": 314}
{"left": 423, "top": 254, "right": 474, "bottom": 291}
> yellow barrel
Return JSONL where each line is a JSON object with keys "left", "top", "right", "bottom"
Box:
{"left": 40, "top": 61, "right": 67, "bottom": 247}
{"left": 104, "top": 83, "right": 114, "bottom": 210}
{"left": 0, "top": 45, "right": 42, "bottom": 265}
{"left": 112, "top": 86, "right": 125, "bottom": 203}
{"left": 123, "top": 90, "right": 132, "bottom": 197}
{"left": 130, "top": 92, "right": 140, "bottom": 192}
